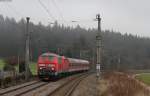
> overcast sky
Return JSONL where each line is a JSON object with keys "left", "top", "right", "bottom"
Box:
{"left": 0, "top": 0, "right": 150, "bottom": 37}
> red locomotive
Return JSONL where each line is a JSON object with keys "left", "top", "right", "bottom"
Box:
{"left": 37, "top": 52, "right": 89, "bottom": 79}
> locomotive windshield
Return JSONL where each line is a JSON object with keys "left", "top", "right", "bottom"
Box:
{"left": 41, "top": 55, "right": 55, "bottom": 61}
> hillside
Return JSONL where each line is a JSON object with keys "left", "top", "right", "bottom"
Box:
{"left": 0, "top": 15, "right": 150, "bottom": 70}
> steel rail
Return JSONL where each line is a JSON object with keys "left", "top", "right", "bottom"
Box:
{"left": 0, "top": 81, "right": 40, "bottom": 95}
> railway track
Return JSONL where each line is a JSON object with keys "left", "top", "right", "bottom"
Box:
{"left": 48, "top": 73, "right": 90, "bottom": 96}
{"left": 0, "top": 80, "right": 48, "bottom": 96}
{"left": 15, "top": 82, "right": 49, "bottom": 96}
{"left": 0, "top": 73, "right": 90, "bottom": 96}
{"left": 0, "top": 80, "right": 40, "bottom": 95}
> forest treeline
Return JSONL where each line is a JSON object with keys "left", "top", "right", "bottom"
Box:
{"left": 0, "top": 15, "right": 150, "bottom": 70}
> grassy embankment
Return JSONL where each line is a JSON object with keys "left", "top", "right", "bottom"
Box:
{"left": 99, "top": 72, "right": 150, "bottom": 96}
{"left": 0, "top": 59, "right": 37, "bottom": 75}
{"left": 136, "top": 73, "right": 150, "bottom": 85}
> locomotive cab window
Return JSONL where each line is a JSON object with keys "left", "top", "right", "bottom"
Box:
{"left": 48, "top": 56, "right": 55, "bottom": 61}
{"left": 41, "top": 55, "right": 55, "bottom": 61}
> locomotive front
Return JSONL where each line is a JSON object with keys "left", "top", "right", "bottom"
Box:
{"left": 37, "top": 53, "right": 58, "bottom": 79}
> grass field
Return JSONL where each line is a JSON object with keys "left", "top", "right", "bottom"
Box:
{"left": 29, "top": 62, "right": 37, "bottom": 75}
{"left": 0, "top": 59, "right": 5, "bottom": 70}
{"left": 0, "top": 59, "right": 37, "bottom": 75}
{"left": 136, "top": 73, "right": 150, "bottom": 85}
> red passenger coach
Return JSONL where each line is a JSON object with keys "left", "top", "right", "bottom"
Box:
{"left": 37, "top": 52, "right": 89, "bottom": 79}
{"left": 67, "top": 58, "right": 89, "bottom": 72}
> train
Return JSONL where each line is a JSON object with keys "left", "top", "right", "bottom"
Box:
{"left": 37, "top": 52, "right": 90, "bottom": 80}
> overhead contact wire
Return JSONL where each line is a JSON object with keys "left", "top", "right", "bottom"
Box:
{"left": 38, "top": 0, "right": 56, "bottom": 21}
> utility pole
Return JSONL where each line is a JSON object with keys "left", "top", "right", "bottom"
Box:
{"left": 96, "top": 14, "right": 102, "bottom": 78}
{"left": 25, "top": 17, "right": 30, "bottom": 81}
{"left": 95, "top": 13, "right": 102, "bottom": 96}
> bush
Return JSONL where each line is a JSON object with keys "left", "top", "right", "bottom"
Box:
{"left": 19, "top": 60, "right": 25, "bottom": 73}
{"left": 3, "top": 64, "right": 15, "bottom": 71}
{"left": 4, "top": 56, "right": 18, "bottom": 66}
{"left": 3, "top": 57, "right": 17, "bottom": 71}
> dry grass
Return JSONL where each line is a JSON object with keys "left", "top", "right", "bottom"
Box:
{"left": 101, "top": 72, "right": 150, "bottom": 96}
{"left": 71, "top": 72, "right": 150, "bottom": 96}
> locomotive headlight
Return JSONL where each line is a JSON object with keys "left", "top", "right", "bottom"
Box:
{"left": 40, "top": 67, "right": 43, "bottom": 69}
{"left": 51, "top": 67, "right": 54, "bottom": 70}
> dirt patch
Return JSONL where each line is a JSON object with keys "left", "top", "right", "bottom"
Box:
{"left": 72, "top": 74, "right": 97, "bottom": 96}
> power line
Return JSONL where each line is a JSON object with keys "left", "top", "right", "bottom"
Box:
{"left": 38, "top": 0, "right": 56, "bottom": 21}
{"left": 51, "top": 0, "right": 65, "bottom": 21}
{"left": 4, "top": 3, "right": 15, "bottom": 17}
